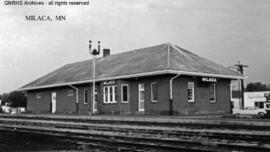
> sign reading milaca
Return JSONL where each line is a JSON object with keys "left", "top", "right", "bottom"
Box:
{"left": 103, "top": 80, "right": 116, "bottom": 85}
{"left": 201, "top": 77, "right": 217, "bottom": 83}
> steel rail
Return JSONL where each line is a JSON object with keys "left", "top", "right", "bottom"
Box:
{"left": 0, "top": 119, "right": 270, "bottom": 152}
{"left": 0, "top": 115, "right": 270, "bottom": 131}
{"left": 0, "top": 125, "right": 268, "bottom": 152}
{"left": 0, "top": 118, "right": 270, "bottom": 143}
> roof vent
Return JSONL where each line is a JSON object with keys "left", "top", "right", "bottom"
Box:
{"left": 103, "top": 49, "right": 110, "bottom": 57}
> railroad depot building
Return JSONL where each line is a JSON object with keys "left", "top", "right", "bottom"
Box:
{"left": 19, "top": 43, "right": 244, "bottom": 115}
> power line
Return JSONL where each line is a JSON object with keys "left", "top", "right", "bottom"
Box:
{"left": 229, "top": 63, "right": 270, "bottom": 67}
{"left": 248, "top": 76, "right": 270, "bottom": 78}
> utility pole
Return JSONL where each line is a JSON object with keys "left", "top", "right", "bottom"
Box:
{"left": 234, "top": 61, "right": 248, "bottom": 109}
{"left": 89, "top": 41, "right": 100, "bottom": 115}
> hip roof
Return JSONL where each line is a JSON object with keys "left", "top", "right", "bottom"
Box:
{"left": 19, "top": 43, "right": 244, "bottom": 91}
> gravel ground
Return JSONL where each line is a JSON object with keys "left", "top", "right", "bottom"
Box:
{"left": 0, "top": 130, "right": 107, "bottom": 152}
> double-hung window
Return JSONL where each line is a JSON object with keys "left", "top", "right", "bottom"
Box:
{"left": 188, "top": 82, "right": 194, "bottom": 102}
{"left": 36, "top": 92, "right": 42, "bottom": 99}
{"left": 121, "top": 84, "right": 129, "bottom": 103}
{"left": 103, "top": 86, "right": 117, "bottom": 103}
{"left": 84, "top": 89, "right": 88, "bottom": 104}
{"left": 94, "top": 87, "right": 98, "bottom": 102}
{"left": 209, "top": 83, "right": 216, "bottom": 103}
{"left": 138, "top": 83, "right": 145, "bottom": 111}
{"left": 67, "top": 89, "right": 74, "bottom": 96}
{"left": 93, "top": 87, "right": 98, "bottom": 112}
{"left": 151, "top": 82, "right": 158, "bottom": 102}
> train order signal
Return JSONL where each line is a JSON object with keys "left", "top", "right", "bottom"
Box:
{"left": 89, "top": 41, "right": 100, "bottom": 56}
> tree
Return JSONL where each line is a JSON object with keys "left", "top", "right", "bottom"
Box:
{"left": 1, "top": 93, "right": 11, "bottom": 106}
{"left": 245, "top": 82, "right": 270, "bottom": 92}
{"left": 8, "top": 91, "right": 26, "bottom": 107}
{"left": 1, "top": 91, "right": 26, "bottom": 107}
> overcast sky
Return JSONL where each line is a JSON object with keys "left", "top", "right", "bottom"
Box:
{"left": 0, "top": 0, "right": 270, "bottom": 93}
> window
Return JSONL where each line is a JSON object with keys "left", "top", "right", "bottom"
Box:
{"left": 121, "top": 84, "right": 129, "bottom": 103}
{"left": 255, "top": 102, "right": 264, "bottom": 109}
{"left": 67, "top": 89, "right": 74, "bottom": 96}
{"left": 187, "top": 82, "right": 194, "bottom": 102}
{"left": 151, "top": 82, "right": 158, "bottom": 102}
{"left": 104, "top": 87, "right": 108, "bottom": 102}
{"left": 210, "top": 83, "right": 216, "bottom": 102}
{"left": 103, "top": 86, "right": 117, "bottom": 103}
{"left": 36, "top": 92, "right": 42, "bottom": 99}
{"left": 138, "top": 83, "right": 145, "bottom": 111}
{"left": 94, "top": 87, "right": 98, "bottom": 102}
{"left": 93, "top": 87, "right": 98, "bottom": 112}
{"left": 109, "top": 87, "right": 113, "bottom": 101}
{"left": 84, "top": 89, "right": 88, "bottom": 104}
{"left": 139, "top": 83, "right": 145, "bottom": 101}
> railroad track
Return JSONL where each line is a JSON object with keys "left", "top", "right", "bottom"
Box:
{"left": 0, "top": 114, "right": 270, "bottom": 131}
{"left": 0, "top": 118, "right": 269, "bottom": 143}
{"left": 0, "top": 124, "right": 269, "bottom": 152}
{"left": 0, "top": 117, "right": 270, "bottom": 151}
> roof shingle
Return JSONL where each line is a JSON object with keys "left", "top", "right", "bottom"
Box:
{"left": 20, "top": 43, "right": 243, "bottom": 90}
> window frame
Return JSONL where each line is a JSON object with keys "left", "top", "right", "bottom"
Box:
{"left": 93, "top": 87, "right": 98, "bottom": 112}
{"left": 138, "top": 83, "right": 145, "bottom": 112}
{"left": 94, "top": 87, "right": 98, "bottom": 102}
{"left": 83, "top": 89, "right": 89, "bottom": 104}
{"left": 139, "top": 83, "right": 145, "bottom": 100}
{"left": 209, "top": 83, "right": 216, "bottom": 103}
{"left": 121, "top": 84, "right": 129, "bottom": 103}
{"left": 67, "top": 89, "right": 74, "bottom": 97}
{"left": 103, "top": 85, "right": 117, "bottom": 103}
{"left": 104, "top": 86, "right": 108, "bottom": 103}
{"left": 187, "top": 82, "right": 195, "bottom": 102}
{"left": 151, "top": 82, "right": 158, "bottom": 102}
{"left": 36, "top": 92, "right": 42, "bottom": 99}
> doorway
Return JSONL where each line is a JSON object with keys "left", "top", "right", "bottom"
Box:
{"left": 138, "top": 83, "right": 145, "bottom": 112}
{"left": 51, "top": 92, "right": 56, "bottom": 113}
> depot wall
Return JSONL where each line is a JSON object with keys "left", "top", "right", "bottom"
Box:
{"left": 26, "top": 75, "right": 232, "bottom": 115}
{"left": 27, "top": 85, "right": 91, "bottom": 114}
{"left": 172, "top": 76, "right": 231, "bottom": 115}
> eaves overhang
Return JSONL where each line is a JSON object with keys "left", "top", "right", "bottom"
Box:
{"left": 17, "top": 70, "right": 245, "bottom": 91}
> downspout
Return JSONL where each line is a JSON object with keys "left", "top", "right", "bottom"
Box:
{"left": 68, "top": 84, "right": 79, "bottom": 114}
{"left": 169, "top": 72, "right": 181, "bottom": 116}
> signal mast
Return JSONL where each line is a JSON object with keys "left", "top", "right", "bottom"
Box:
{"left": 89, "top": 41, "right": 100, "bottom": 114}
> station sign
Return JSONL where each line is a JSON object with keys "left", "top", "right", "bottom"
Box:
{"left": 201, "top": 77, "right": 217, "bottom": 83}
{"left": 103, "top": 80, "right": 116, "bottom": 85}
{"left": 248, "top": 93, "right": 265, "bottom": 99}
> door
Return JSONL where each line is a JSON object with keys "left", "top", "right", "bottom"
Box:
{"left": 138, "top": 83, "right": 145, "bottom": 112}
{"left": 51, "top": 92, "right": 56, "bottom": 113}
{"left": 93, "top": 87, "right": 98, "bottom": 113}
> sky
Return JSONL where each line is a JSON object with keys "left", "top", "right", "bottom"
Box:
{"left": 0, "top": 0, "right": 270, "bottom": 93}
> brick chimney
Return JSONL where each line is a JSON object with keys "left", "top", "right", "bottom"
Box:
{"left": 103, "top": 49, "right": 110, "bottom": 57}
